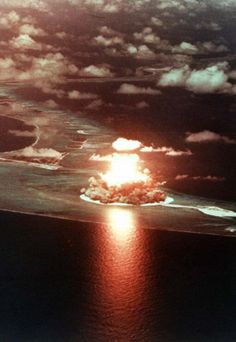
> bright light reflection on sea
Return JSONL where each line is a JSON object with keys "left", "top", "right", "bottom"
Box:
{"left": 88, "top": 208, "right": 151, "bottom": 342}
{"left": 107, "top": 208, "right": 135, "bottom": 246}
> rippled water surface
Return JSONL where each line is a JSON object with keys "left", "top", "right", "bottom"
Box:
{"left": 1, "top": 211, "right": 236, "bottom": 341}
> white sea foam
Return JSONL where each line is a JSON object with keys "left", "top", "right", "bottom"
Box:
{"left": 80, "top": 194, "right": 174, "bottom": 207}
{"left": 80, "top": 194, "right": 236, "bottom": 218}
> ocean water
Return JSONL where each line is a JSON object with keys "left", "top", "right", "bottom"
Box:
{"left": 0, "top": 211, "right": 236, "bottom": 341}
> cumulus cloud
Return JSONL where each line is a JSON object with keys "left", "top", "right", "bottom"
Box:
{"left": 94, "top": 35, "right": 124, "bottom": 47}
{"left": 86, "top": 99, "right": 103, "bottom": 109}
{"left": 0, "top": 0, "right": 49, "bottom": 11}
{"left": 151, "top": 17, "right": 163, "bottom": 26}
{"left": 68, "top": 0, "right": 126, "bottom": 13}
{"left": 124, "top": 44, "right": 157, "bottom": 59}
{"left": 196, "top": 21, "right": 221, "bottom": 31}
{"left": 8, "top": 146, "right": 65, "bottom": 164}
{"left": 56, "top": 31, "right": 67, "bottom": 39}
{"left": 186, "top": 65, "right": 230, "bottom": 93}
{"left": 136, "top": 45, "right": 157, "bottom": 59}
{"left": 0, "top": 10, "right": 20, "bottom": 29}
{"left": 136, "top": 101, "right": 149, "bottom": 109}
{"left": 172, "top": 42, "right": 199, "bottom": 55}
{"left": 10, "top": 34, "right": 42, "bottom": 50}
{"left": 140, "top": 146, "right": 192, "bottom": 156}
{"left": 79, "top": 64, "right": 114, "bottom": 77}
{"left": 43, "top": 99, "right": 59, "bottom": 109}
{"left": 89, "top": 153, "right": 113, "bottom": 162}
{"left": 103, "top": 3, "right": 119, "bottom": 13}
{"left": 134, "top": 27, "right": 161, "bottom": 45}
{"left": 99, "top": 26, "right": 118, "bottom": 36}
{"left": 68, "top": 90, "right": 98, "bottom": 100}
{"left": 0, "top": 57, "right": 19, "bottom": 81}
{"left": 199, "top": 41, "right": 228, "bottom": 53}
{"left": 18, "top": 52, "right": 78, "bottom": 86}
{"left": 117, "top": 83, "right": 161, "bottom": 95}
{"left": 158, "top": 65, "right": 189, "bottom": 87}
{"left": 172, "top": 41, "right": 228, "bottom": 55}
{"left": 0, "top": 50, "right": 80, "bottom": 97}
{"left": 19, "top": 24, "right": 46, "bottom": 37}
{"left": 2, "top": 0, "right": 236, "bottom": 15}
{"left": 175, "top": 174, "right": 226, "bottom": 182}
{"left": 158, "top": 63, "right": 233, "bottom": 93}
{"left": 185, "top": 130, "right": 236, "bottom": 144}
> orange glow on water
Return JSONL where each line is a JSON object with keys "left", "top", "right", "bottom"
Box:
{"left": 89, "top": 208, "right": 150, "bottom": 341}
{"left": 101, "top": 153, "right": 150, "bottom": 187}
{"left": 107, "top": 208, "right": 135, "bottom": 246}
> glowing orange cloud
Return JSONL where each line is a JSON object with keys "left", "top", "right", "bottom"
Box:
{"left": 112, "top": 137, "right": 142, "bottom": 152}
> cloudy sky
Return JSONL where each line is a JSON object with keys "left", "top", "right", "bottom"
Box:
{"left": 0, "top": 0, "right": 235, "bottom": 92}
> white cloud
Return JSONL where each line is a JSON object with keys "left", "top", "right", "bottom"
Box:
{"left": 89, "top": 153, "right": 113, "bottom": 162}
{"left": 94, "top": 35, "right": 124, "bottom": 47}
{"left": 134, "top": 27, "right": 161, "bottom": 45}
{"left": 84, "top": 0, "right": 104, "bottom": 5}
{"left": 185, "top": 130, "right": 236, "bottom": 144}
{"left": 10, "top": 146, "right": 64, "bottom": 161}
{"left": 151, "top": 17, "right": 163, "bottom": 26}
{"left": 175, "top": 174, "right": 189, "bottom": 180}
{"left": 2, "top": 0, "right": 236, "bottom": 15}
{"left": 68, "top": 90, "right": 98, "bottom": 100}
{"left": 99, "top": 26, "right": 117, "bottom": 36}
{"left": 125, "top": 44, "right": 157, "bottom": 59}
{"left": 0, "top": 51, "right": 80, "bottom": 97}
{"left": 10, "top": 34, "right": 42, "bottom": 50}
{"left": 172, "top": 41, "right": 228, "bottom": 55}
{"left": 199, "top": 41, "right": 228, "bottom": 53}
{"left": 103, "top": 3, "right": 119, "bottom": 13}
{"left": 56, "top": 31, "right": 67, "bottom": 39}
{"left": 19, "top": 24, "right": 46, "bottom": 37}
{"left": 0, "top": 57, "right": 17, "bottom": 81}
{"left": 18, "top": 52, "right": 78, "bottom": 84}
{"left": 86, "top": 99, "right": 103, "bottom": 109}
{"left": 79, "top": 64, "right": 114, "bottom": 77}
{"left": 43, "top": 99, "right": 59, "bottom": 109}
{"left": 140, "top": 146, "right": 192, "bottom": 156}
{"left": 158, "top": 63, "right": 233, "bottom": 94}
{"left": 136, "top": 45, "right": 157, "bottom": 59}
{"left": 0, "top": 10, "right": 20, "bottom": 29}
{"left": 126, "top": 44, "right": 138, "bottom": 55}
{"left": 117, "top": 83, "right": 161, "bottom": 95}
{"left": 136, "top": 101, "right": 149, "bottom": 109}
{"left": 175, "top": 174, "right": 225, "bottom": 182}
{"left": 159, "top": 65, "right": 189, "bottom": 87}
{"left": 196, "top": 21, "right": 221, "bottom": 31}
{"left": 186, "top": 65, "right": 229, "bottom": 93}
{"left": 172, "top": 42, "right": 198, "bottom": 55}
{"left": 0, "top": 0, "right": 49, "bottom": 12}
{"left": 165, "top": 149, "right": 192, "bottom": 157}
{"left": 192, "top": 175, "right": 226, "bottom": 181}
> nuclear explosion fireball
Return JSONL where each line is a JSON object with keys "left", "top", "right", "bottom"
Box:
{"left": 101, "top": 153, "right": 150, "bottom": 187}
{"left": 81, "top": 138, "right": 166, "bottom": 205}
